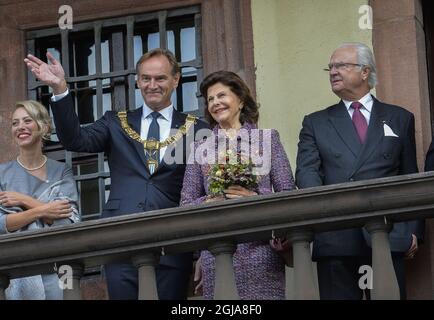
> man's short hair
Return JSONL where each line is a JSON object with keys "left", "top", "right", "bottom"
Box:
{"left": 135, "top": 48, "right": 180, "bottom": 76}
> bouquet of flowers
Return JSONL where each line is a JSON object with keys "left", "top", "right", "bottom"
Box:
{"left": 207, "top": 149, "right": 259, "bottom": 196}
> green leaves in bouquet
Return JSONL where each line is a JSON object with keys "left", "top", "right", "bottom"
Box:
{"left": 207, "top": 150, "right": 258, "bottom": 196}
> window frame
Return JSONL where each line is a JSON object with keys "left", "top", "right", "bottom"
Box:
{"left": 26, "top": 6, "right": 203, "bottom": 220}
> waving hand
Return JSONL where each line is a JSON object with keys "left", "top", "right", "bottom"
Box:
{"left": 24, "top": 52, "right": 67, "bottom": 94}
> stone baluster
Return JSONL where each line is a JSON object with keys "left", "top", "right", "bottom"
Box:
{"left": 208, "top": 242, "right": 239, "bottom": 300}
{"left": 132, "top": 253, "right": 159, "bottom": 300}
{"left": 287, "top": 230, "right": 319, "bottom": 300}
{"left": 62, "top": 263, "right": 84, "bottom": 300}
{"left": 365, "top": 218, "right": 400, "bottom": 300}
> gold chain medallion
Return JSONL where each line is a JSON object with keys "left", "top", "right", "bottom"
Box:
{"left": 117, "top": 111, "right": 197, "bottom": 173}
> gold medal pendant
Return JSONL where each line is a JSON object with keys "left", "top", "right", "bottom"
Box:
{"left": 147, "top": 158, "right": 158, "bottom": 175}
{"left": 144, "top": 142, "right": 159, "bottom": 175}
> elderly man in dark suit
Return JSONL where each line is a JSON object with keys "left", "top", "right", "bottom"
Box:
{"left": 295, "top": 42, "right": 423, "bottom": 299}
{"left": 24, "top": 48, "right": 209, "bottom": 300}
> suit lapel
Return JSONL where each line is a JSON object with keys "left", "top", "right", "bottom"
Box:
{"left": 171, "top": 109, "right": 186, "bottom": 130}
{"left": 350, "top": 97, "right": 387, "bottom": 176}
{"left": 126, "top": 107, "right": 150, "bottom": 178}
{"left": 328, "top": 101, "right": 362, "bottom": 157}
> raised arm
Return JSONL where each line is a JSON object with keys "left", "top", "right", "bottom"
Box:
{"left": 24, "top": 52, "right": 68, "bottom": 95}
{"left": 25, "top": 52, "right": 110, "bottom": 153}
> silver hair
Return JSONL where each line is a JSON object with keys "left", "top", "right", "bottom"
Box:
{"left": 338, "top": 42, "right": 378, "bottom": 88}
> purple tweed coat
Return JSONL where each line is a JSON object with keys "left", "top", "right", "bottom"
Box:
{"left": 180, "top": 122, "right": 295, "bottom": 300}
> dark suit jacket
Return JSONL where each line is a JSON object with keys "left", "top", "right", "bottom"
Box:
{"left": 51, "top": 93, "right": 209, "bottom": 270}
{"left": 295, "top": 96, "right": 424, "bottom": 259}
{"left": 425, "top": 139, "right": 434, "bottom": 171}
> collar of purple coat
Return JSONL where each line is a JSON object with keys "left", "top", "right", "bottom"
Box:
{"left": 211, "top": 121, "right": 257, "bottom": 136}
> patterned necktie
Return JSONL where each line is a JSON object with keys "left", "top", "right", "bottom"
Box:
{"left": 145, "top": 111, "right": 161, "bottom": 174}
{"left": 351, "top": 101, "right": 368, "bottom": 144}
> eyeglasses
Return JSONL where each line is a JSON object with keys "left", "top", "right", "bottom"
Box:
{"left": 323, "top": 63, "right": 364, "bottom": 72}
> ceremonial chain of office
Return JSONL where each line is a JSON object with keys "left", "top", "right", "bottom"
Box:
{"left": 117, "top": 111, "right": 197, "bottom": 152}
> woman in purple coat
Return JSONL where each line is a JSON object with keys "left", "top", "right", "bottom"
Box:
{"left": 180, "top": 71, "right": 295, "bottom": 299}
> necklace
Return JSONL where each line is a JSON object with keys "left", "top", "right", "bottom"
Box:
{"left": 117, "top": 111, "right": 197, "bottom": 173}
{"left": 16, "top": 155, "right": 47, "bottom": 171}
{"left": 222, "top": 128, "right": 240, "bottom": 140}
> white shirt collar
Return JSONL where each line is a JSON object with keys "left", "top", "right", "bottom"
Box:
{"left": 343, "top": 92, "right": 373, "bottom": 112}
{"left": 142, "top": 103, "right": 173, "bottom": 121}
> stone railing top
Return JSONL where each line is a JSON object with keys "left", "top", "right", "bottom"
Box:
{"left": 1, "top": 171, "right": 434, "bottom": 278}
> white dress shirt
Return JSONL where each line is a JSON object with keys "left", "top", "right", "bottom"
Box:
{"left": 342, "top": 92, "right": 373, "bottom": 124}
{"left": 51, "top": 89, "right": 69, "bottom": 102}
{"left": 51, "top": 89, "right": 173, "bottom": 162}
{"left": 140, "top": 103, "right": 173, "bottom": 162}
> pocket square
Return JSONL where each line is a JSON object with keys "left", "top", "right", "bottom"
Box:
{"left": 383, "top": 123, "right": 399, "bottom": 137}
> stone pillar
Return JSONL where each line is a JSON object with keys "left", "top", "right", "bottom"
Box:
{"left": 208, "top": 242, "right": 239, "bottom": 300}
{"left": 62, "top": 263, "right": 84, "bottom": 300}
{"left": 132, "top": 253, "right": 159, "bottom": 300}
{"left": 201, "top": 0, "right": 256, "bottom": 95}
{"left": 287, "top": 230, "right": 319, "bottom": 300}
{"left": 371, "top": 0, "right": 431, "bottom": 164}
{"left": 365, "top": 218, "right": 400, "bottom": 300}
{"left": 371, "top": 0, "right": 433, "bottom": 299}
{"left": 0, "top": 26, "right": 25, "bottom": 163}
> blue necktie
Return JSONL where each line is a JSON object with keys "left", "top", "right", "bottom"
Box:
{"left": 146, "top": 112, "right": 161, "bottom": 174}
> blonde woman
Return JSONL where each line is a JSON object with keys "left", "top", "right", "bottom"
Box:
{"left": 0, "top": 100, "right": 80, "bottom": 299}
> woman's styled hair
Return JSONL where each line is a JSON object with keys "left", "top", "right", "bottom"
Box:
{"left": 200, "top": 70, "right": 259, "bottom": 127}
{"left": 14, "top": 100, "right": 52, "bottom": 140}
